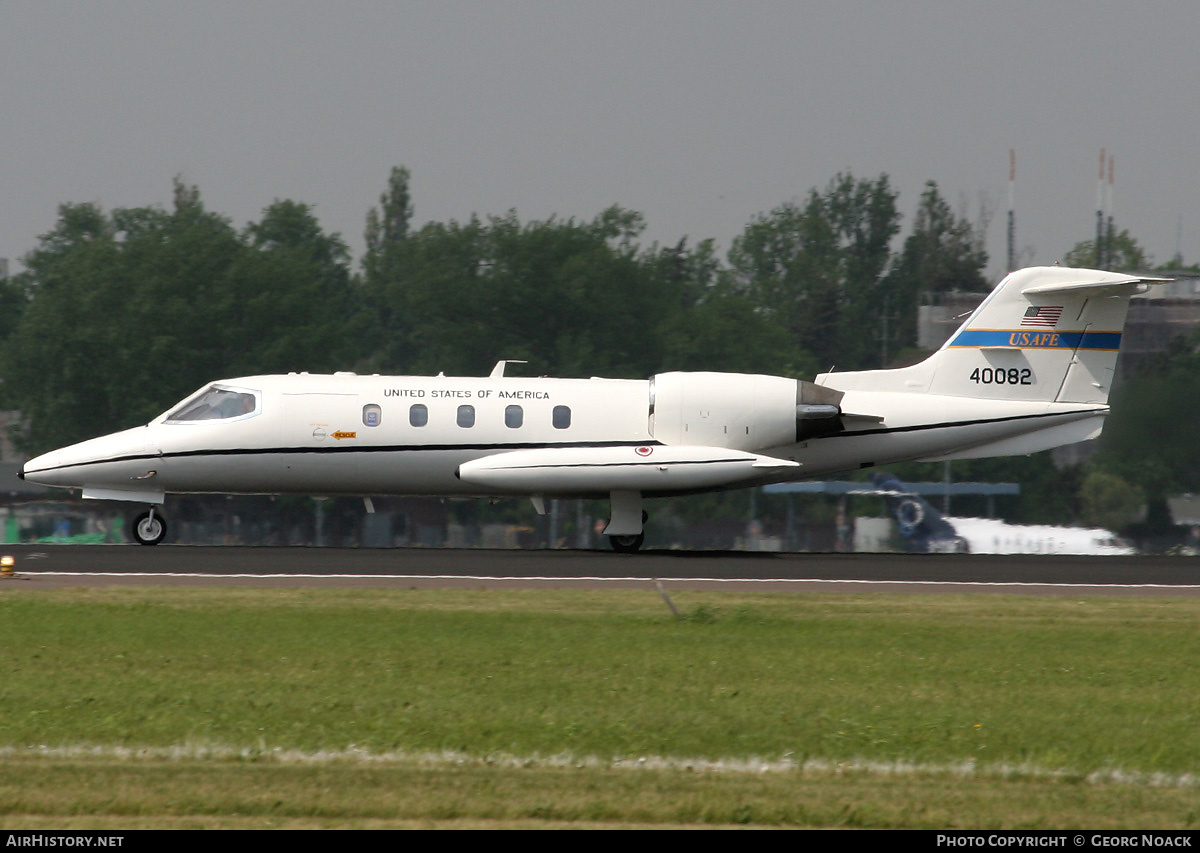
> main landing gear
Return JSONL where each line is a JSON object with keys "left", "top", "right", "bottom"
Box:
{"left": 132, "top": 508, "right": 168, "bottom": 546}
{"left": 605, "top": 490, "right": 649, "bottom": 553}
{"left": 609, "top": 531, "right": 646, "bottom": 553}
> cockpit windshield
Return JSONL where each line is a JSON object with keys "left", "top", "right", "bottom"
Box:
{"left": 165, "top": 385, "right": 260, "bottom": 422}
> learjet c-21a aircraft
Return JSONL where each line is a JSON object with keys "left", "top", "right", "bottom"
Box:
{"left": 20, "top": 266, "right": 1163, "bottom": 551}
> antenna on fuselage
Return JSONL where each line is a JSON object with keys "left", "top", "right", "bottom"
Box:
{"left": 489, "top": 360, "right": 528, "bottom": 378}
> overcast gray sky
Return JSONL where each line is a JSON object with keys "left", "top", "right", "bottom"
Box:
{"left": 3, "top": 1, "right": 1198, "bottom": 279}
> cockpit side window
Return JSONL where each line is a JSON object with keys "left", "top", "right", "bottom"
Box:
{"left": 166, "top": 386, "right": 260, "bottom": 423}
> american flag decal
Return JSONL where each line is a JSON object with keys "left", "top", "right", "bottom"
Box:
{"left": 1021, "top": 306, "right": 1063, "bottom": 327}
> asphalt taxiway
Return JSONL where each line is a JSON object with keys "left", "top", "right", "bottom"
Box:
{"left": 1, "top": 545, "right": 1198, "bottom": 596}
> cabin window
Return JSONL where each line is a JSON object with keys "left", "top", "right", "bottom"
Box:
{"left": 409, "top": 404, "right": 428, "bottom": 427}
{"left": 166, "top": 386, "right": 259, "bottom": 422}
{"left": 363, "top": 404, "right": 382, "bottom": 427}
{"left": 552, "top": 405, "right": 571, "bottom": 429}
{"left": 505, "top": 405, "right": 523, "bottom": 428}
{"left": 457, "top": 404, "right": 475, "bottom": 428}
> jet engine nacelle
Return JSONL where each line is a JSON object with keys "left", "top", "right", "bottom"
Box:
{"left": 648, "top": 371, "right": 843, "bottom": 451}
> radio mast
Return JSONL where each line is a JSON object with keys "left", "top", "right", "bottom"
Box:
{"left": 1095, "top": 149, "right": 1106, "bottom": 268}
{"left": 1106, "top": 153, "right": 1115, "bottom": 268}
{"left": 1007, "top": 149, "right": 1016, "bottom": 272}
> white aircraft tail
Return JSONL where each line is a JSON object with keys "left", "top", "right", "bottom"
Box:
{"left": 817, "top": 266, "right": 1167, "bottom": 404}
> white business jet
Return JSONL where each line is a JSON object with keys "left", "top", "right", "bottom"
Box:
{"left": 20, "top": 266, "right": 1162, "bottom": 551}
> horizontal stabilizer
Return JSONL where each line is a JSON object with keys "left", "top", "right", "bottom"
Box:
{"left": 1022, "top": 273, "right": 1171, "bottom": 296}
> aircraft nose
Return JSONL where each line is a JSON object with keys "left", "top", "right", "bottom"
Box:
{"left": 20, "top": 428, "right": 160, "bottom": 490}
{"left": 21, "top": 447, "right": 76, "bottom": 487}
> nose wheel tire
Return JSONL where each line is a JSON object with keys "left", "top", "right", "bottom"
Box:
{"left": 609, "top": 532, "right": 645, "bottom": 553}
{"left": 132, "top": 510, "right": 168, "bottom": 546}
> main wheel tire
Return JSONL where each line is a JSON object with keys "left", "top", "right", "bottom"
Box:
{"left": 609, "top": 532, "right": 645, "bottom": 553}
{"left": 131, "top": 510, "right": 168, "bottom": 546}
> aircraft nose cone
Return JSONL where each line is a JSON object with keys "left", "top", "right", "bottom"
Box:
{"left": 19, "top": 424, "right": 171, "bottom": 500}
{"left": 21, "top": 448, "right": 69, "bottom": 486}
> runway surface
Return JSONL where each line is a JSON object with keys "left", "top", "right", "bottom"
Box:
{"left": 2, "top": 544, "right": 1199, "bottom": 596}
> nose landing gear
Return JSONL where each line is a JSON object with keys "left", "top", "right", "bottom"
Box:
{"left": 132, "top": 509, "right": 168, "bottom": 546}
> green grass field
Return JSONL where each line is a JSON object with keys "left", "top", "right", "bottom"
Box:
{"left": 1, "top": 586, "right": 1198, "bottom": 828}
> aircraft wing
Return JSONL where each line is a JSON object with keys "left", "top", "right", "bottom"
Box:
{"left": 457, "top": 445, "right": 798, "bottom": 494}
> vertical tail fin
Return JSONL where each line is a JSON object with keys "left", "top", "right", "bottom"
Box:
{"left": 818, "top": 266, "right": 1168, "bottom": 403}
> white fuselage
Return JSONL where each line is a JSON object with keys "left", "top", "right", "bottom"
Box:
{"left": 24, "top": 373, "right": 646, "bottom": 499}
{"left": 22, "top": 370, "right": 1106, "bottom": 503}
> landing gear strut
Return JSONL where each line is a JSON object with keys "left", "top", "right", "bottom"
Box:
{"left": 132, "top": 509, "right": 168, "bottom": 546}
{"left": 606, "top": 492, "right": 649, "bottom": 552}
